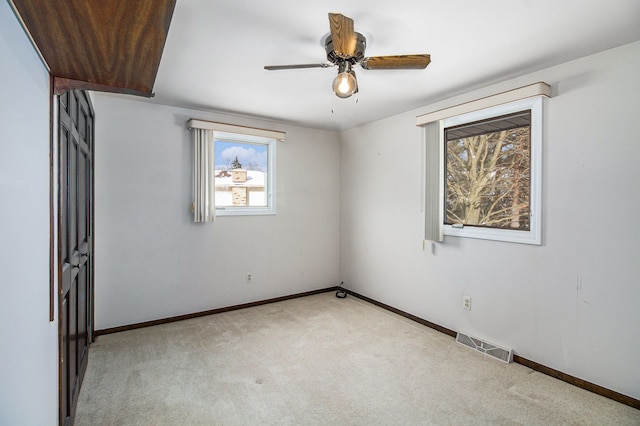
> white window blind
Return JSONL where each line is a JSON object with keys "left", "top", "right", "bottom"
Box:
{"left": 191, "top": 128, "right": 215, "bottom": 222}
{"left": 423, "top": 121, "right": 443, "bottom": 242}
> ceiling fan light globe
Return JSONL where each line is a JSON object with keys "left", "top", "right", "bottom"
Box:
{"left": 332, "top": 72, "right": 357, "bottom": 98}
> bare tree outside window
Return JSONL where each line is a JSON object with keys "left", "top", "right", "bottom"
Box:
{"left": 445, "top": 111, "right": 531, "bottom": 231}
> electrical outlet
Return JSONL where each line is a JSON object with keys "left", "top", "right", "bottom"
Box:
{"left": 463, "top": 295, "right": 471, "bottom": 311}
{"left": 246, "top": 272, "right": 252, "bottom": 283}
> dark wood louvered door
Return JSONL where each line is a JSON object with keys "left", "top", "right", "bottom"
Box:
{"left": 59, "top": 90, "right": 94, "bottom": 426}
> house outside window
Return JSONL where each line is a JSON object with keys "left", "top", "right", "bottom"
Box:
{"left": 214, "top": 132, "right": 276, "bottom": 216}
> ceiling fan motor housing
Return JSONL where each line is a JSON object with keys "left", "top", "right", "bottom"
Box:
{"left": 325, "top": 32, "right": 366, "bottom": 65}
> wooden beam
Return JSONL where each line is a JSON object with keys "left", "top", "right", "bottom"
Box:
{"left": 53, "top": 77, "right": 154, "bottom": 97}
{"left": 11, "top": 0, "right": 176, "bottom": 96}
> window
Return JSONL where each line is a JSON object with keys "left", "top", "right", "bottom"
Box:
{"left": 187, "top": 119, "right": 284, "bottom": 221}
{"left": 445, "top": 110, "right": 531, "bottom": 230}
{"left": 213, "top": 131, "right": 276, "bottom": 216}
{"left": 418, "top": 85, "right": 548, "bottom": 245}
{"left": 441, "top": 97, "right": 541, "bottom": 244}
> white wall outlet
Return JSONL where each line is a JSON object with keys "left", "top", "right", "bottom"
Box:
{"left": 463, "top": 295, "right": 471, "bottom": 311}
{"left": 246, "top": 272, "right": 253, "bottom": 283}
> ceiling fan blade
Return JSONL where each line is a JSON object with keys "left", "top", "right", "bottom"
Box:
{"left": 329, "top": 13, "right": 356, "bottom": 58}
{"left": 264, "top": 63, "right": 332, "bottom": 71}
{"left": 361, "top": 54, "right": 431, "bottom": 70}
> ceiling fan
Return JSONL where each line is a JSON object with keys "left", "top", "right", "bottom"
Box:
{"left": 264, "top": 13, "right": 431, "bottom": 99}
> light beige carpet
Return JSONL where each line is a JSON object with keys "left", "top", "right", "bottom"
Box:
{"left": 76, "top": 293, "right": 640, "bottom": 425}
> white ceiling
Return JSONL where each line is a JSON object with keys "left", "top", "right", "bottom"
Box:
{"left": 149, "top": 0, "right": 640, "bottom": 131}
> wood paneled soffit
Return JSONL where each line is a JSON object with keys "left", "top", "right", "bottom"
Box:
{"left": 9, "top": 0, "right": 176, "bottom": 97}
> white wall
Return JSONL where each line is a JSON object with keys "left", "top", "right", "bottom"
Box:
{"left": 340, "top": 41, "right": 640, "bottom": 400}
{"left": 0, "top": 3, "right": 58, "bottom": 425}
{"left": 93, "top": 95, "right": 341, "bottom": 330}
{"left": 2, "top": 1, "right": 636, "bottom": 421}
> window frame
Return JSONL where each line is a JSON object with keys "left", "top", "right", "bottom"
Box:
{"left": 440, "top": 96, "right": 542, "bottom": 245}
{"left": 213, "top": 131, "right": 277, "bottom": 217}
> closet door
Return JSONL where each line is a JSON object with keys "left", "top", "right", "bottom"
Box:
{"left": 59, "top": 89, "right": 94, "bottom": 426}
